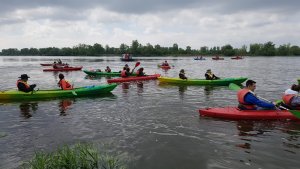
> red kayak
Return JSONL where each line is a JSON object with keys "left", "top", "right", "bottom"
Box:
{"left": 231, "top": 56, "right": 243, "bottom": 60}
{"left": 199, "top": 107, "right": 299, "bottom": 121}
{"left": 212, "top": 57, "right": 224, "bottom": 60}
{"left": 107, "top": 74, "right": 161, "bottom": 83}
{"left": 158, "top": 64, "right": 171, "bottom": 69}
{"left": 43, "top": 66, "right": 83, "bottom": 71}
{"left": 40, "top": 63, "right": 68, "bottom": 66}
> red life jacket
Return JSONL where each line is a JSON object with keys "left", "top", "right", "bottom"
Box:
{"left": 59, "top": 79, "right": 73, "bottom": 90}
{"left": 237, "top": 89, "right": 256, "bottom": 110}
{"left": 282, "top": 94, "right": 295, "bottom": 105}
{"left": 16, "top": 80, "right": 30, "bottom": 89}
{"left": 121, "top": 70, "right": 127, "bottom": 77}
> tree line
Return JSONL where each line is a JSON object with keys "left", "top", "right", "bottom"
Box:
{"left": 1, "top": 40, "right": 300, "bottom": 56}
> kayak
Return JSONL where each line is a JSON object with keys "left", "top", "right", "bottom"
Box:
{"left": 212, "top": 57, "right": 224, "bottom": 60}
{"left": 157, "top": 65, "right": 171, "bottom": 69}
{"left": 43, "top": 66, "right": 83, "bottom": 71}
{"left": 158, "top": 77, "right": 247, "bottom": 86}
{"left": 199, "top": 107, "right": 299, "bottom": 121}
{"left": 0, "top": 84, "right": 117, "bottom": 101}
{"left": 298, "top": 79, "right": 300, "bottom": 84}
{"left": 231, "top": 56, "right": 243, "bottom": 60}
{"left": 40, "top": 63, "right": 68, "bottom": 66}
{"left": 83, "top": 70, "right": 137, "bottom": 76}
{"left": 107, "top": 74, "right": 161, "bottom": 83}
{"left": 194, "top": 58, "right": 206, "bottom": 60}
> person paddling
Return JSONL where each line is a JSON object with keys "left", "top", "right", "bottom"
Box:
{"left": 205, "top": 69, "right": 219, "bottom": 80}
{"left": 282, "top": 84, "right": 300, "bottom": 109}
{"left": 237, "top": 80, "right": 276, "bottom": 110}
{"left": 136, "top": 67, "right": 146, "bottom": 76}
{"left": 17, "top": 74, "right": 36, "bottom": 93}
{"left": 121, "top": 67, "right": 131, "bottom": 77}
{"left": 179, "top": 69, "right": 187, "bottom": 80}
{"left": 162, "top": 60, "right": 169, "bottom": 66}
{"left": 57, "top": 73, "right": 73, "bottom": 90}
{"left": 105, "top": 66, "right": 111, "bottom": 73}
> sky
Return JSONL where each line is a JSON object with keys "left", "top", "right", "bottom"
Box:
{"left": 0, "top": 0, "right": 300, "bottom": 50}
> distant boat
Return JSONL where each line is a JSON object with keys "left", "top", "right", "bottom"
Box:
{"left": 212, "top": 56, "right": 224, "bottom": 60}
{"left": 121, "top": 53, "right": 135, "bottom": 61}
{"left": 194, "top": 56, "right": 206, "bottom": 60}
{"left": 231, "top": 56, "right": 244, "bottom": 60}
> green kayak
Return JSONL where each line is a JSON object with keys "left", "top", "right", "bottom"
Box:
{"left": 298, "top": 79, "right": 300, "bottom": 84}
{"left": 83, "top": 70, "right": 136, "bottom": 76}
{"left": 158, "top": 77, "right": 247, "bottom": 86}
{"left": 0, "top": 84, "right": 117, "bottom": 101}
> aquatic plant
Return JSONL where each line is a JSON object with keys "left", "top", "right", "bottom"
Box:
{"left": 22, "top": 143, "right": 126, "bottom": 169}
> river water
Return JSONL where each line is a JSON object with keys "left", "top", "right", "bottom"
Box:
{"left": 0, "top": 56, "right": 300, "bottom": 169}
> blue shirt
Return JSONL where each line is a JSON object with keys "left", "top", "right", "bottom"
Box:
{"left": 244, "top": 92, "right": 275, "bottom": 109}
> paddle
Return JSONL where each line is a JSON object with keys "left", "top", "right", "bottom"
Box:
{"left": 228, "top": 83, "right": 300, "bottom": 118}
{"left": 131, "top": 62, "right": 140, "bottom": 74}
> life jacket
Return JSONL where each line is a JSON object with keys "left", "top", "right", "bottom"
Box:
{"left": 282, "top": 94, "right": 295, "bottom": 105}
{"left": 16, "top": 80, "right": 30, "bottom": 89}
{"left": 121, "top": 70, "right": 127, "bottom": 77}
{"left": 58, "top": 79, "right": 72, "bottom": 90}
{"left": 237, "top": 89, "right": 256, "bottom": 110}
{"left": 207, "top": 73, "right": 213, "bottom": 79}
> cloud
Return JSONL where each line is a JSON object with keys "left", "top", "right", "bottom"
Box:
{"left": 0, "top": 0, "right": 300, "bottom": 49}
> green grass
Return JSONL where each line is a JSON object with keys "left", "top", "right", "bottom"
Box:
{"left": 22, "top": 143, "right": 126, "bottom": 169}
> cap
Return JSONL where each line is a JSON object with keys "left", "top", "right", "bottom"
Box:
{"left": 18, "top": 74, "right": 30, "bottom": 79}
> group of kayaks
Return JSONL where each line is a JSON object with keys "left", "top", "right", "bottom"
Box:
{"left": 2, "top": 60, "right": 300, "bottom": 121}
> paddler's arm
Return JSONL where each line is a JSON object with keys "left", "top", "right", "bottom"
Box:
{"left": 244, "top": 93, "right": 276, "bottom": 109}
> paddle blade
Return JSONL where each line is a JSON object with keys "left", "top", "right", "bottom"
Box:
{"left": 289, "top": 110, "right": 300, "bottom": 119}
{"left": 71, "top": 91, "right": 77, "bottom": 96}
{"left": 229, "top": 83, "right": 242, "bottom": 91}
{"left": 135, "top": 62, "right": 140, "bottom": 67}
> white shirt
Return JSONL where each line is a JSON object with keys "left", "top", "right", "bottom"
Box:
{"left": 284, "top": 89, "right": 299, "bottom": 95}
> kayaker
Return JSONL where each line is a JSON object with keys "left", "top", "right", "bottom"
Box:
{"left": 282, "top": 84, "right": 300, "bottom": 109}
{"left": 179, "top": 69, "right": 187, "bottom": 80}
{"left": 57, "top": 73, "right": 73, "bottom": 90}
{"left": 237, "top": 80, "right": 276, "bottom": 110}
{"left": 162, "top": 60, "right": 169, "bottom": 66}
{"left": 121, "top": 67, "right": 131, "bottom": 77}
{"left": 123, "top": 64, "right": 130, "bottom": 70}
{"left": 17, "top": 74, "right": 36, "bottom": 93}
{"left": 105, "top": 66, "right": 111, "bottom": 73}
{"left": 205, "top": 69, "right": 219, "bottom": 80}
{"left": 136, "top": 67, "right": 146, "bottom": 76}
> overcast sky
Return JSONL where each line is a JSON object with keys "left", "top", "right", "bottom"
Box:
{"left": 0, "top": 0, "right": 299, "bottom": 50}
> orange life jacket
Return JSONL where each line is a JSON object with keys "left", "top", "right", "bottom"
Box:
{"left": 16, "top": 80, "right": 30, "bottom": 89}
{"left": 121, "top": 70, "right": 127, "bottom": 77}
{"left": 59, "top": 79, "right": 73, "bottom": 90}
{"left": 282, "top": 94, "right": 295, "bottom": 105}
{"left": 237, "top": 89, "right": 256, "bottom": 110}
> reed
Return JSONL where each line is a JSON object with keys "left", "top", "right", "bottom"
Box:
{"left": 22, "top": 143, "right": 126, "bottom": 169}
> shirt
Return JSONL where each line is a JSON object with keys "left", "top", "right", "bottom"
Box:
{"left": 244, "top": 92, "right": 275, "bottom": 109}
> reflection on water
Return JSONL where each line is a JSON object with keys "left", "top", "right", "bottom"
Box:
{"left": 84, "top": 75, "right": 113, "bottom": 80}
{"left": 59, "top": 99, "right": 74, "bottom": 116}
{"left": 19, "top": 102, "right": 38, "bottom": 118}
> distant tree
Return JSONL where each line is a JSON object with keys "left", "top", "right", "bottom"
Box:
{"left": 221, "top": 44, "right": 235, "bottom": 56}
{"left": 200, "top": 46, "right": 208, "bottom": 55}
{"left": 261, "top": 41, "right": 276, "bottom": 56}
{"left": 130, "top": 40, "right": 141, "bottom": 55}
{"left": 290, "top": 46, "right": 300, "bottom": 55}
{"left": 119, "top": 43, "right": 129, "bottom": 54}
{"left": 249, "top": 43, "right": 262, "bottom": 56}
